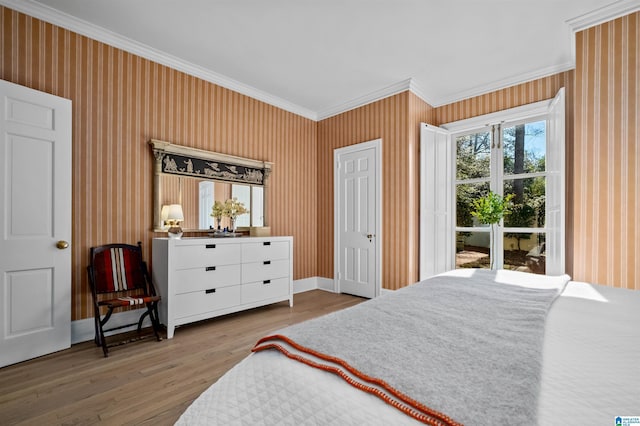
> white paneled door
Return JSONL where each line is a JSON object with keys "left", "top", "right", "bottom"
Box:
{"left": 335, "top": 140, "right": 380, "bottom": 299}
{"left": 0, "top": 80, "right": 72, "bottom": 368}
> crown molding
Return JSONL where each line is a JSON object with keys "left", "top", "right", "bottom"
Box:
{"left": 567, "top": 0, "right": 640, "bottom": 62}
{"left": 567, "top": 0, "right": 640, "bottom": 33}
{"left": 430, "top": 1, "right": 639, "bottom": 108}
{"left": 316, "top": 78, "right": 414, "bottom": 120}
{"left": 4, "top": 0, "right": 636, "bottom": 122}
{"left": 407, "top": 78, "right": 435, "bottom": 107}
{"left": 316, "top": 78, "right": 440, "bottom": 120}
{"left": 427, "top": 61, "right": 575, "bottom": 108}
{"left": 312, "top": 0, "right": 639, "bottom": 113}
{"left": 0, "top": 0, "right": 318, "bottom": 121}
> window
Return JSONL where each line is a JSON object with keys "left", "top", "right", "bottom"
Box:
{"left": 420, "top": 88, "right": 565, "bottom": 279}
{"left": 455, "top": 119, "right": 547, "bottom": 273}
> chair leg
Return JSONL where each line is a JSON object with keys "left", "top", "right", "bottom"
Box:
{"left": 137, "top": 310, "right": 149, "bottom": 332}
{"left": 152, "top": 302, "right": 162, "bottom": 341}
{"left": 145, "top": 302, "right": 163, "bottom": 341}
{"left": 93, "top": 311, "right": 101, "bottom": 347}
{"left": 93, "top": 305, "right": 108, "bottom": 353}
{"left": 94, "top": 301, "right": 162, "bottom": 358}
{"left": 98, "top": 307, "right": 113, "bottom": 357}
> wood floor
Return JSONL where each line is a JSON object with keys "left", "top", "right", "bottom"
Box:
{"left": 0, "top": 290, "right": 364, "bottom": 425}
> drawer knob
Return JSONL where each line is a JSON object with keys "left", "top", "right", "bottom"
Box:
{"left": 263, "top": 260, "right": 271, "bottom": 265}
{"left": 206, "top": 244, "right": 216, "bottom": 249}
{"left": 263, "top": 280, "right": 271, "bottom": 284}
{"left": 205, "top": 288, "right": 216, "bottom": 294}
{"left": 263, "top": 242, "right": 271, "bottom": 246}
{"left": 206, "top": 266, "right": 216, "bottom": 271}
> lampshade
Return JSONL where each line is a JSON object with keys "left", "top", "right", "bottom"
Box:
{"left": 166, "top": 204, "right": 184, "bottom": 222}
{"left": 161, "top": 205, "right": 170, "bottom": 222}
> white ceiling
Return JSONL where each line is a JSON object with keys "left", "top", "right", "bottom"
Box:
{"left": 6, "top": 0, "right": 637, "bottom": 120}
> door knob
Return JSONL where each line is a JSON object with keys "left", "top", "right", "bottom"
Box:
{"left": 366, "top": 234, "right": 373, "bottom": 239}
{"left": 56, "top": 240, "right": 69, "bottom": 249}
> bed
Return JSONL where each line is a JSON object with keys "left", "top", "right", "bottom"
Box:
{"left": 176, "top": 269, "right": 640, "bottom": 425}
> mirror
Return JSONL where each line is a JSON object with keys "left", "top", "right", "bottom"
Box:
{"left": 150, "top": 139, "right": 272, "bottom": 232}
{"left": 159, "top": 175, "right": 264, "bottom": 230}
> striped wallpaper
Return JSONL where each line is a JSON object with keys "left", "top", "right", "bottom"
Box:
{"left": 0, "top": 6, "right": 318, "bottom": 321}
{"left": 435, "top": 71, "right": 575, "bottom": 125}
{"left": 2, "top": 5, "right": 637, "bottom": 324}
{"left": 573, "top": 12, "right": 639, "bottom": 289}
{"left": 317, "top": 92, "right": 436, "bottom": 290}
{"left": 318, "top": 93, "right": 410, "bottom": 289}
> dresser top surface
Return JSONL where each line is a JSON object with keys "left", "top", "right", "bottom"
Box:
{"left": 153, "top": 236, "right": 293, "bottom": 245}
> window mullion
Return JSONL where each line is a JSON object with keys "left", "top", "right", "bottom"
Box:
{"left": 490, "top": 124, "right": 504, "bottom": 269}
{"left": 492, "top": 124, "right": 504, "bottom": 195}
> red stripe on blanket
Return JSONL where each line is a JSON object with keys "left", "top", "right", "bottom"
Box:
{"left": 252, "top": 334, "right": 463, "bottom": 426}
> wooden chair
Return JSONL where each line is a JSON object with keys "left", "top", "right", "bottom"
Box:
{"left": 87, "top": 242, "right": 162, "bottom": 357}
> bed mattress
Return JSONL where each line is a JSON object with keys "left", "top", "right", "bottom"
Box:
{"left": 177, "top": 278, "right": 640, "bottom": 425}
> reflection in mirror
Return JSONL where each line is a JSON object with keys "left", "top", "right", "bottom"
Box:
{"left": 199, "top": 181, "right": 214, "bottom": 229}
{"left": 232, "top": 185, "right": 264, "bottom": 227}
{"left": 160, "top": 175, "right": 259, "bottom": 231}
{"left": 251, "top": 186, "right": 264, "bottom": 227}
{"left": 232, "top": 184, "right": 250, "bottom": 227}
{"left": 150, "top": 139, "right": 272, "bottom": 232}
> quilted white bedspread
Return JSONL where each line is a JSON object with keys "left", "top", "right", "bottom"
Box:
{"left": 177, "top": 278, "right": 640, "bottom": 425}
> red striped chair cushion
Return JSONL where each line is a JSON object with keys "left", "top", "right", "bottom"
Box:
{"left": 93, "top": 247, "right": 145, "bottom": 293}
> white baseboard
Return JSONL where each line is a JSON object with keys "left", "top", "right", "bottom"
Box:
{"left": 317, "top": 277, "right": 336, "bottom": 293}
{"left": 292, "top": 277, "right": 319, "bottom": 294}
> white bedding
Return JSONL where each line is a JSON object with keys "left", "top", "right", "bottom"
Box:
{"left": 177, "top": 278, "right": 640, "bottom": 425}
{"left": 538, "top": 281, "right": 640, "bottom": 424}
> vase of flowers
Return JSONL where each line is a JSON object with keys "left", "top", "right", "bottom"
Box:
{"left": 223, "top": 198, "right": 248, "bottom": 233}
{"left": 210, "top": 200, "right": 225, "bottom": 230}
{"left": 470, "top": 191, "right": 513, "bottom": 270}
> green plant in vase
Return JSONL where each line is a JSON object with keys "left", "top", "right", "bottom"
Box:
{"left": 470, "top": 191, "right": 514, "bottom": 270}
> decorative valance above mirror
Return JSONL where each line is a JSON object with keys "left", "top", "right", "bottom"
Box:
{"left": 150, "top": 139, "right": 273, "bottom": 232}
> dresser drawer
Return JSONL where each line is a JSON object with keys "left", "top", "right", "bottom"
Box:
{"left": 241, "top": 241, "right": 289, "bottom": 263}
{"left": 173, "top": 243, "right": 241, "bottom": 270}
{"left": 241, "top": 277, "right": 289, "bottom": 305}
{"left": 173, "top": 264, "right": 241, "bottom": 294}
{"left": 173, "top": 285, "right": 241, "bottom": 319}
{"left": 241, "top": 259, "right": 289, "bottom": 284}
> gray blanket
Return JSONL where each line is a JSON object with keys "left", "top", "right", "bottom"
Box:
{"left": 253, "top": 269, "right": 569, "bottom": 425}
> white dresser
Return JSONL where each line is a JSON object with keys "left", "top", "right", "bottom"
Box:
{"left": 152, "top": 236, "right": 293, "bottom": 339}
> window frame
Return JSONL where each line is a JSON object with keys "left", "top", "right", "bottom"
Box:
{"left": 451, "top": 113, "right": 549, "bottom": 270}
{"left": 420, "top": 88, "right": 565, "bottom": 277}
